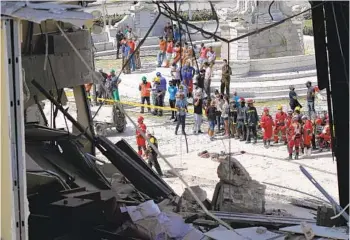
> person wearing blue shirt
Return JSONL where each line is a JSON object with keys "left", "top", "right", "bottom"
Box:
{"left": 168, "top": 80, "right": 178, "bottom": 120}
{"left": 181, "top": 62, "right": 195, "bottom": 98}
{"left": 233, "top": 91, "right": 240, "bottom": 108}
{"left": 122, "top": 43, "right": 131, "bottom": 74}
{"left": 175, "top": 92, "right": 188, "bottom": 135}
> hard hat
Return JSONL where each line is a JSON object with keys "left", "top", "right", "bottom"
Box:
{"left": 263, "top": 107, "right": 269, "bottom": 112}
{"left": 247, "top": 99, "right": 254, "bottom": 104}
{"left": 142, "top": 76, "right": 147, "bottom": 81}
{"left": 110, "top": 69, "right": 115, "bottom": 73}
{"left": 315, "top": 118, "right": 323, "bottom": 125}
{"left": 293, "top": 115, "right": 299, "bottom": 121}
{"left": 238, "top": 97, "right": 245, "bottom": 103}
{"left": 277, "top": 105, "right": 282, "bottom": 110}
{"left": 156, "top": 72, "right": 161, "bottom": 76}
{"left": 301, "top": 115, "right": 308, "bottom": 120}
{"left": 295, "top": 106, "right": 301, "bottom": 112}
{"left": 287, "top": 109, "right": 293, "bottom": 114}
{"left": 306, "top": 81, "right": 312, "bottom": 86}
{"left": 138, "top": 116, "right": 144, "bottom": 122}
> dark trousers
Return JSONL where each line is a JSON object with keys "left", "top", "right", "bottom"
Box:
{"left": 154, "top": 94, "right": 164, "bottom": 116}
{"left": 148, "top": 154, "right": 163, "bottom": 176}
{"left": 216, "top": 113, "right": 222, "bottom": 131}
{"left": 141, "top": 96, "right": 151, "bottom": 113}
{"left": 175, "top": 114, "right": 186, "bottom": 134}
{"left": 220, "top": 80, "right": 230, "bottom": 96}
{"left": 246, "top": 125, "right": 257, "bottom": 142}
{"left": 116, "top": 43, "right": 121, "bottom": 58}
{"left": 237, "top": 120, "right": 247, "bottom": 140}
{"left": 307, "top": 101, "right": 316, "bottom": 119}
{"left": 169, "top": 99, "right": 176, "bottom": 118}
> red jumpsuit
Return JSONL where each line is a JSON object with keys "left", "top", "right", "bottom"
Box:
{"left": 274, "top": 111, "right": 287, "bottom": 143}
{"left": 260, "top": 114, "right": 274, "bottom": 140}
{"left": 318, "top": 124, "right": 331, "bottom": 149}
{"left": 302, "top": 120, "right": 313, "bottom": 148}
{"left": 136, "top": 123, "right": 147, "bottom": 156}
{"left": 287, "top": 122, "right": 302, "bottom": 155}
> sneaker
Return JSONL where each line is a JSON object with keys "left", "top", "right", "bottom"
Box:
{"left": 198, "top": 130, "right": 203, "bottom": 134}
{"left": 245, "top": 141, "right": 251, "bottom": 144}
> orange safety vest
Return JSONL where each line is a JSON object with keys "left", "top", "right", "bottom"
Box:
{"left": 139, "top": 82, "right": 151, "bottom": 97}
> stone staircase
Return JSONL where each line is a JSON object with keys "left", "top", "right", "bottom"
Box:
{"left": 210, "top": 69, "right": 317, "bottom": 101}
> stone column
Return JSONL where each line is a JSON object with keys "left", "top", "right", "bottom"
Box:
{"left": 220, "top": 22, "right": 250, "bottom": 77}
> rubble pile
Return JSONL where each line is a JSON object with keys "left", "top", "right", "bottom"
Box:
{"left": 212, "top": 154, "right": 266, "bottom": 214}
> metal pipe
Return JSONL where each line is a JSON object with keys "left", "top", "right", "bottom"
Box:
{"left": 300, "top": 165, "right": 349, "bottom": 222}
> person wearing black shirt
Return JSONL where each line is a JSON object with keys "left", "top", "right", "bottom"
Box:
{"left": 289, "top": 85, "right": 302, "bottom": 111}
{"left": 306, "top": 81, "right": 316, "bottom": 119}
{"left": 196, "top": 69, "right": 205, "bottom": 90}
{"left": 244, "top": 99, "right": 259, "bottom": 144}
{"left": 115, "top": 30, "right": 124, "bottom": 59}
{"left": 193, "top": 90, "right": 203, "bottom": 134}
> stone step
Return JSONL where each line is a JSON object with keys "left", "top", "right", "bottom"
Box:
{"left": 214, "top": 69, "right": 317, "bottom": 82}
{"left": 94, "top": 42, "right": 114, "bottom": 51}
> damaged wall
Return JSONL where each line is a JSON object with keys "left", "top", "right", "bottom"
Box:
{"left": 22, "top": 30, "right": 94, "bottom": 107}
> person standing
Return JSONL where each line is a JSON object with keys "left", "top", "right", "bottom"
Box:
{"left": 289, "top": 85, "right": 302, "bottom": 111}
{"left": 260, "top": 107, "right": 274, "bottom": 148}
{"left": 175, "top": 92, "right": 188, "bottom": 135}
{"left": 156, "top": 72, "right": 167, "bottom": 116}
{"left": 110, "top": 69, "right": 121, "bottom": 101}
{"left": 273, "top": 105, "right": 288, "bottom": 144}
{"left": 193, "top": 91, "right": 203, "bottom": 135}
{"left": 203, "top": 62, "right": 212, "bottom": 99}
{"left": 206, "top": 46, "right": 216, "bottom": 71}
{"left": 181, "top": 60, "right": 195, "bottom": 98}
{"left": 164, "top": 39, "right": 174, "bottom": 68}
{"left": 168, "top": 80, "right": 178, "bottom": 120}
{"left": 128, "top": 38, "right": 136, "bottom": 72}
{"left": 236, "top": 98, "right": 247, "bottom": 141}
{"left": 171, "top": 63, "right": 181, "bottom": 87}
{"left": 244, "top": 99, "right": 259, "bottom": 144}
{"left": 220, "top": 59, "right": 232, "bottom": 96}
{"left": 172, "top": 43, "right": 181, "bottom": 66}
{"left": 301, "top": 115, "right": 313, "bottom": 156}
{"left": 287, "top": 116, "right": 302, "bottom": 160}
{"left": 215, "top": 92, "right": 224, "bottom": 133}
{"left": 196, "top": 69, "right": 205, "bottom": 90}
{"left": 145, "top": 130, "right": 163, "bottom": 176}
{"left": 115, "top": 30, "right": 124, "bottom": 59}
{"left": 136, "top": 116, "right": 147, "bottom": 156}
{"left": 306, "top": 81, "right": 316, "bottom": 119}
{"left": 139, "top": 76, "right": 151, "bottom": 113}
{"left": 206, "top": 100, "right": 217, "bottom": 141}
{"left": 173, "top": 24, "right": 180, "bottom": 42}
{"left": 157, "top": 37, "right": 167, "bottom": 67}
{"left": 122, "top": 42, "right": 131, "bottom": 74}
{"left": 198, "top": 43, "right": 209, "bottom": 69}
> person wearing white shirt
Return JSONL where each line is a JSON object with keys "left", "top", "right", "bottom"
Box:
{"left": 206, "top": 46, "right": 216, "bottom": 70}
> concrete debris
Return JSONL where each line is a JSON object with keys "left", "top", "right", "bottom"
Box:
{"left": 217, "top": 156, "right": 252, "bottom": 186}
{"left": 214, "top": 155, "right": 266, "bottom": 214}
{"left": 123, "top": 200, "right": 206, "bottom": 240}
{"left": 182, "top": 186, "right": 207, "bottom": 202}
{"left": 205, "top": 226, "right": 283, "bottom": 240}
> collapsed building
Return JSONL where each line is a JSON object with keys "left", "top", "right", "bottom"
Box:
{"left": 1, "top": 1, "right": 348, "bottom": 240}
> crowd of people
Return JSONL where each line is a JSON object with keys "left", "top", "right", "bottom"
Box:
{"left": 89, "top": 24, "right": 330, "bottom": 172}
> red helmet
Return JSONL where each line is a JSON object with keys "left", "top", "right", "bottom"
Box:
{"left": 138, "top": 116, "right": 144, "bottom": 122}
{"left": 315, "top": 118, "right": 323, "bottom": 125}
{"left": 247, "top": 99, "right": 254, "bottom": 104}
{"left": 263, "top": 107, "right": 269, "bottom": 112}
{"left": 238, "top": 97, "right": 245, "bottom": 103}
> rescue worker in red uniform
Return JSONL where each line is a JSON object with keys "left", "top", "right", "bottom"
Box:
{"left": 285, "top": 109, "right": 293, "bottom": 127}
{"left": 260, "top": 107, "right": 274, "bottom": 148}
{"left": 301, "top": 115, "right": 313, "bottom": 156}
{"left": 317, "top": 119, "right": 331, "bottom": 151}
{"left": 136, "top": 116, "right": 147, "bottom": 156}
{"left": 287, "top": 115, "right": 302, "bottom": 160}
{"left": 273, "top": 105, "right": 288, "bottom": 144}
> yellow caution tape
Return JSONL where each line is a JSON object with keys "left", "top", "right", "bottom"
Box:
{"left": 66, "top": 91, "right": 196, "bottom": 114}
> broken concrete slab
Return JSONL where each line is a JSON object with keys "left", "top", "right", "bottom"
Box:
{"left": 205, "top": 226, "right": 283, "bottom": 240}
{"left": 215, "top": 181, "right": 266, "bottom": 214}
{"left": 217, "top": 157, "right": 252, "bottom": 186}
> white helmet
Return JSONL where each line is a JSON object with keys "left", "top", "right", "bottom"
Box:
{"left": 147, "top": 128, "right": 154, "bottom": 136}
